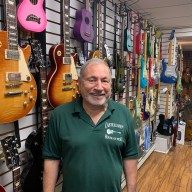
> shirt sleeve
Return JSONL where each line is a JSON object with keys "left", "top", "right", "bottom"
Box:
{"left": 122, "top": 109, "right": 139, "bottom": 159}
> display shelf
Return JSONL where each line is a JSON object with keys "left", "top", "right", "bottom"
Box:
{"left": 121, "top": 143, "right": 155, "bottom": 189}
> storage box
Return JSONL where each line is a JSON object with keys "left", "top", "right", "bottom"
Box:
{"left": 176, "top": 121, "right": 186, "bottom": 145}
{"left": 155, "top": 134, "right": 173, "bottom": 153}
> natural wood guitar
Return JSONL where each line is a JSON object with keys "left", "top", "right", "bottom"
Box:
{"left": 0, "top": 0, "right": 37, "bottom": 123}
{"left": 47, "top": 0, "right": 79, "bottom": 108}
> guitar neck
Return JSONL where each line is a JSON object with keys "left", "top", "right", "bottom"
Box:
{"left": 137, "top": 55, "right": 141, "bottom": 103}
{"left": 40, "top": 67, "right": 49, "bottom": 142}
{"left": 13, "top": 167, "right": 21, "bottom": 192}
{"left": 63, "top": 0, "right": 71, "bottom": 59}
{"left": 6, "top": 0, "right": 19, "bottom": 59}
{"left": 98, "top": 1, "right": 103, "bottom": 59}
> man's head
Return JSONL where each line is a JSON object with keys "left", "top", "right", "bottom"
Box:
{"left": 78, "top": 58, "right": 111, "bottom": 107}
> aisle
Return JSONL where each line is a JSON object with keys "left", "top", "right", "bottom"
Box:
{"left": 123, "top": 144, "right": 192, "bottom": 192}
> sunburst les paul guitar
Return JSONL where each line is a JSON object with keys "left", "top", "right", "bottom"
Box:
{"left": 47, "top": 0, "right": 79, "bottom": 108}
{"left": 0, "top": 0, "right": 37, "bottom": 123}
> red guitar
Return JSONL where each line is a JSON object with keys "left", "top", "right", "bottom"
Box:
{"left": 0, "top": 186, "right": 5, "bottom": 192}
{"left": 148, "top": 58, "right": 155, "bottom": 87}
{"left": 17, "top": 0, "right": 47, "bottom": 32}
{"left": 47, "top": 0, "right": 79, "bottom": 108}
{"left": 136, "top": 16, "right": 142, "bottom": 55}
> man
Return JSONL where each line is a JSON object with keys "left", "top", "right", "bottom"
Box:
{"left": 42, "top": 58, "right": 139, "bottom": 192}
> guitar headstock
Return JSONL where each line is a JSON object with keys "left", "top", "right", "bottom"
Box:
{"left": 28, "top": 39, "right": 46, "bottom": 69}
{"left": 1, "top": 136, "right": 20, "bottom": 170}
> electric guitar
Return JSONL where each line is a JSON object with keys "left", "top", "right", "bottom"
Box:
{"left": 1, "top": 136, "right": 22, "bottom": 192}
{"left": 133, "top": 55, "right": 142, "bottom": 130}
{"left": 0, "top": 186, "right": 5, "bottom": 192}
{"left": 88, "top": 0, "right": 107, "bottom": 63}
{"left": 136, "top": 15, "right": 142, "bottom": 55}
{"left": 157, "top": 88, "right": 174, "bottom": 136}
{"left": 21, "top": 39, "right": 48, "bottom": 192}
{"left": 47, "top": 0, "right": 79, "bottom": 108}
{"left": 0, "top": 0, "right": 37, "bottom": 124}
{"left": 140, "top": 20, "right": 148, "bottom": 88}
{"left": 73, "top": 0, "right": 94, "bottom": 42}
{"left": 142, "top": 92, "right": 150, "bottom": 121}
{"left": 161, "top": 30, "right": 178, "bottom": 84}
{"left": 124, "top": 3, "right": 132, "bottom": 52}
{"left": 148, "top": 58, "right": 155, "bottom": 87}
{"left": 17, "top": 0, "right": 47, "bottom": 32}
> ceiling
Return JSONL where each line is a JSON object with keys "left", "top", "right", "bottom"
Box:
{"left": 123, "top": 0, "right": 192, "bottom": 51}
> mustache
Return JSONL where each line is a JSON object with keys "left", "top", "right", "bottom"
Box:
{"left": 90, "top": 91, "right": 106, "bottom": 96}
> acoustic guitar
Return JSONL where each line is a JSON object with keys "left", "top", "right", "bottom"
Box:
{"left": 73, "top": 0, "right": 94, "bottom": 42}
{"left": 0, "top": 0, "right": 37, "bottom": 124}
{"left": 1, "top": 136, "right": 22, "bottom": 192}
{"left": 17, "top": 0, "right": 47, "bottom": 32}
{"left": 47, "top": 0, "right": 79, "bottom": 108}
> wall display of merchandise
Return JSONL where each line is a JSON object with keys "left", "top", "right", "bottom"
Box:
{"left": 0, "top": 0, "right": 187, "bottom": 191}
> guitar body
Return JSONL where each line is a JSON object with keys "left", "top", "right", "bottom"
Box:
{"left": 21, "top": 129, "right": 43, "bottom": 192}
{"left": 133, "top": 97, "right": 142, "bottom": 129}
{"left": 142, "top": 92, "right": 150, "bottom": 121}
{"left": 124, "top": 28, "right": 132, "bottom": 52}
{"left": 0, "top": 185, "right": 5, "bottom": 192}
{"left": 157, "top": 114, "right": 174, "bottom": 136}
{"left": 47, "top": 43, "right": 79, "bottom": 108}
{"left": 17, "top": 0, "right": 47, "bottom": 32}
{"left": 140, "top": 57, "right": 148, "bottom": 88}
{"left": 0, "top": 31, "right": 37, "bottom": 123}
{"left": 73, "top": 8, "right": 94, "bottom": 42}
{"left": 148, "top": 58, "right": 155, "bottom": 87}
{"left": 136, "top": 32, "right": 142, "bottom": 55}
{"left": 114, "top": 53, "right": 125, "bottom": 93}
{"left": 160, "top": 59, "right": 178, "bottom": 84}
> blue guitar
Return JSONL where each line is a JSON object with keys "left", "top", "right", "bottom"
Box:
{"left": 160, "top": 59, "right": 178, "bottom": 83}
{"left": 140, "top": 56, "right": 148, "bottom": 88}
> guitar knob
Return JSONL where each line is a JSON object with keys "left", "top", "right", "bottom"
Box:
{"left": 30, "top": 85, "right": 35, "bottom": 90}
{"left": 24, "top": 90, "right": 29, "bottom": 95}
{"left": 29, "top": 96, "right": 34, "bottom": 101}
{"left": 23, "top": 101, "right": 29, "bottom": 107}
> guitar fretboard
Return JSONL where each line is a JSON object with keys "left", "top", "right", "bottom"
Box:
{"left": 40, "top": 67, "right": 48, "bottom": 142}
{"left": 6, "top": 0, "right": 19, "bottom": 59}
{"left": 98, "top": 1, "right": 102, "bottom": 59}
{"left": 13, "top": 166, "right": 21, "bottom": 192}
{"left": 63, "top": 0, "right": 71, "bottom": 60}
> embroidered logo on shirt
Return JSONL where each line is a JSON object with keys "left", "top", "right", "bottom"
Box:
{"left": 104, "top": 122, "right": 124, "bottom": 142}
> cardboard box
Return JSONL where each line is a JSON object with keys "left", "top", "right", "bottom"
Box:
{"left": 155, "top": 134, "right": 173, "bottom": 153}
{"left": 177, "top": 121, "right": 186, "bottom": 145}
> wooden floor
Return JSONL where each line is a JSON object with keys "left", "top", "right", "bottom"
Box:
{"left": 123, "top": 143, "right": 192, "bottom": 192}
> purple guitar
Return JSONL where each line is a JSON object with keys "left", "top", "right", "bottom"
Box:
{"left": 17, "top": 0, "right": 47, "bottom": 32}
{"left": 73, "top": 0, "right": 94, "bottom": 42}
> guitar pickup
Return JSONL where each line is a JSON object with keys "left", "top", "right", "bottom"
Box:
{"left": 63, "top": 81, "right": 72, "bottom": 85}
{"left": 63, "top": 73, "right": 72, "bottom": 81}
{"left": 6, "top": 82, "right": 23, "bottom": 88}
{"left": 62, "top": 87, "right": 73, "bottom": 91}
{"left": 5, "top": 91, "right": 23, "bottom": 96}
{"left": 6, "top": 72, "right": 21, "bottom": 82}
{"left": 5, "top": 49, "right": 20, "bottom": 60}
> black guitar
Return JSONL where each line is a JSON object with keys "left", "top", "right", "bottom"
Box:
{"left": 1, "top": 136, "right": 22, "bottom": 192}
{"left": 21, "top": 39, "right": 48, "bottom": 192}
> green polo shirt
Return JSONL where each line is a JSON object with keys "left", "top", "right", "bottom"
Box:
{"left": 42, "top": 97, "right": 139, "bottom": 192}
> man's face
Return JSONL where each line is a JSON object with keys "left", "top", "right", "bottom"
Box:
{"left": 79, "top": 63, "right": 111, "bottom": 107}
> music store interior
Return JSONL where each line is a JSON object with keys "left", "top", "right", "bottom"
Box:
{"left": 0, "top": 0, "right": 192, "bottom": 191}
